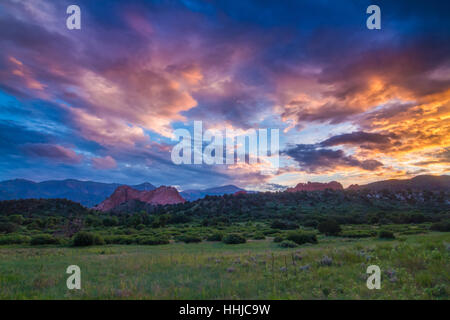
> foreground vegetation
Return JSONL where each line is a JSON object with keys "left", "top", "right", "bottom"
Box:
{"left": 0, "top": 190, "right": 448, "bottom": 299}
{"left": 0, "top": 232, "right": 448, "bottom": 299}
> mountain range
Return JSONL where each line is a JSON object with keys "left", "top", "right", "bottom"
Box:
{"left": 0, "top": 179, "right": 156, "bottom": 207}
{"left": 347, "top": 175, "right": 450, "bottom": 192}
{"left": 0, "top": 175, "right": 448, "bottom": 209}
{"left": 0, "top": 179, "right": 246, "bottom": 207}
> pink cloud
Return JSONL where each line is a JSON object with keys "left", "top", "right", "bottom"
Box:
{"left": 91, "top": 155, "right": 117, "bottom": 170}
{"left": 22, "top": 143, "right": 83, "bottom": 164}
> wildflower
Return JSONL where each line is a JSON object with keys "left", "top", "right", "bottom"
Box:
{"left": 319, "top": 255, "right": 333, "bottom": 266}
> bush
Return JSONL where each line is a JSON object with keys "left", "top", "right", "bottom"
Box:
{"left": 135, "top": 224, "right": 145, "bottom": 230}
{"left": 279, "top": 240, "right": 298, "bottom": 248}
{"left": 30, "top": 234, "right": 60, "bottom": 245}
{"left": 222, "top": 234, "right": 246, "bottom": 244}
{"left": 103, "top": 235, "right": 134, "bottom": 245}
{"left": 8, "top": 215, "right": 24, "bottom": 225}
{"left": 430, "top": 220, "right": 450, "bottom": 232}
{"left": 73, "top": 232, "right": 104, "bottom": 246}
{"left": 102, "top": 217, "right": 119, "bottom": 227}
{"left": 0, "top": 235, "right": 31, "bottom": 245}
{"left": 378, "top": 230, "right": 395, "bottom": 239}
{"left": 273, "top": 236, "right": 284, "bottom": 243}
{"left": 286, "top": 231, "right": 317, "bottom": 245}
{"left": 340, "top": 230, "right": 374, "bottom": 238}
{"left": 0, "top": 222, "right": 18, "bottom": 234}
{"left": 318, "top": 220, "right": 342, "bottom": 236}
{"left": 137, "top": 237, "right": 169, "bottom": 245}
{"left": 252, "top": 233, "right": 265, "bottom": 240}
{"left": 176, "top": 234, "right": 202, "bottom": 243}
{"left": 270, "top": 220, "right": 298, "bottom": 230}
{"left": 206, "top": 233, "right": 223, "bottom": 241}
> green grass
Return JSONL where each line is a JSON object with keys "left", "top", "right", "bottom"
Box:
{"left": 0, "top": 232, "right": 448, "bottom": 299}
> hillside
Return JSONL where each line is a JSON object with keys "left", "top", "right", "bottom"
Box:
{"left": 0, "top": 198, "right": 90, "bottom": 218}
{"left": 347, "top": 175, "right": 450, "bottom": 192}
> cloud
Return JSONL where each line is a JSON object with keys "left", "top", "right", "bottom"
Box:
{"left": 70, "top": 108, "right": 148, "bottom": 147}
{"left": 91, "top": 155, "right": 117, "bottom": 170}
{"left": 320, "top": 131, "right": 399, "bottom": 152}
{"left": 22, "top": 143, "right": 83, "bottom": 164}
{"left": 0, "top": 0, "right": 448, "bottom": 188}
{"left": 283, "top": 144, "right": 383, "bottom": 173}
{"left": 413, "top": 148, "right": 450, "bottom": 166}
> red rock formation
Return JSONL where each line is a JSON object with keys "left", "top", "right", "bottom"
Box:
{"left": 286, "top": 181, "right": 343, "bottom": 192}
{"left": 347, "top": 184, "right": 360, "bottom": 190}
{"left": 94, "top": 185, "right": 185, "bottom": 211}
{"left": 233, "top": 190, "right": 247, "bottom": 195}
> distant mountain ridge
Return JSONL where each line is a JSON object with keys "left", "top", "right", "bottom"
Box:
{"left": 94, "top": 185, "right": 185, "bottom": 211}
{"left": 0, "top": 175, "right": 447, "bottom": 209}
{"left": 180, "top": 185, "right": 246, "bottom": 201}
{"left": 0, "top": 179, "right": 156, "bottom": 207}
{"left": 346, "top": 175, "right": 450, "bottom": 192}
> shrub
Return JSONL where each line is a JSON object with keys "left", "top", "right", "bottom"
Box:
{"left": 73, "top": 232, "right": 104, "bottom": 246}
{"left": 93, "top": 233, "right": 105, "bottom": 245}
{"left": 222, "top": 234, "right": 246, "bottom": 244}
{"left": 378, "top": 230, "right": 395, "bottom": 239}
{"left": 102, "top": 217, "right": 119, "bottom": 227}
{"left": 270, "top": 220, "right": 298, "bottom": 230}
{"left": 206, "top": 233, "right": 223, "bottom": 241}
{"left": 430, "top": 220, "right": 450, "bottom": 232}
{"left": 318, "top": 220, "right": 342, "bottom": 236}
{"left": 8, "top": 215, "right": 24, "bottom": 225}
{"left": 286, "top": 231, "right": 317, "bottom": 245}
{"left": 30, "top": 234, "right": 60, "bottom": 245}
{"left": 176, "top": 234, "right": 202, "bottom": 243}
{"left": 273, "top": 236, "right": 284, "bottom": 243}
{"left": 0, "top": 222, "right": 18, "bottom": 234}
{"left": 0, "top": 235, "right": 31, "bottom": 245}
{"left": 340, "top": 230, "right": 374, "bottom": 238}
{"left": 135, "top": 224, "right": 145, "bottom": 230}
{"left": 137, "top": 237, "right": 169, "bottom": 245}
{"left": 279, "top": 240, "right": 298, "bottom": 248}
{"left": 103, "top": 235, "right": 134, "bottom": 245}
{"left": 252, "top": 233, "right": 265, "bottom": 240}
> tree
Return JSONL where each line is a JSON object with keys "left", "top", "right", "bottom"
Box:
{"left": 318, "top": 219, "right": 342, "bottom": 236}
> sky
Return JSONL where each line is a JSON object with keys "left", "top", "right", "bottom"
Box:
{"left": 0, "top": 0, "right": 449, "bottom": 190}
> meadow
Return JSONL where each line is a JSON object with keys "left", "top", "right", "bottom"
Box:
{"left": 0, "top": 232, "right": 448, "bottom": 299}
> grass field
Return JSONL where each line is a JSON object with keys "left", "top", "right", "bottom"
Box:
{"left": 0, "top": 232, "right": 448, "bottom": 299}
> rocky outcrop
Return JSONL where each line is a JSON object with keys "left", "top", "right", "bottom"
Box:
{"left": 286, "top": 181, "right": 343, "bottom": 192}
{"left": 94, "top": 185, "right": 185, "bottom": 211}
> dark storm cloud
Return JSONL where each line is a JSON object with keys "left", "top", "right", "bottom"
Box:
{"left": 283, "top": 144, "right": 383, "bottom": 173}
{"left": 320, "top": 131, "right": 394, "bottom": 147}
